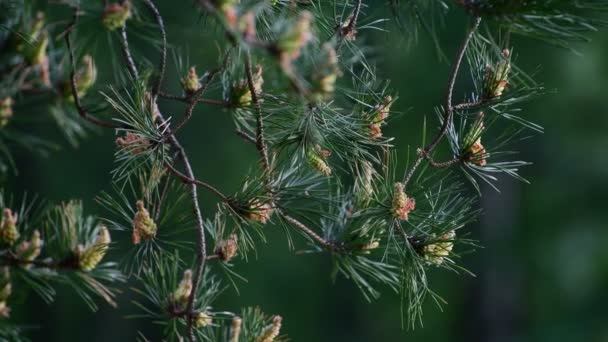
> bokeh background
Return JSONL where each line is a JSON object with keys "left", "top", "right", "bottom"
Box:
{"left": 5, "top": 1, "right": 608, "bottom": 341}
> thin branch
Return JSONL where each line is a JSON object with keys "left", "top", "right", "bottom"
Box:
{"left": 345, "top": 0, "right": 363, "bottom": 32}
{"left": 158, "top": 92, "right": 229, "bottom": 107}
{"left": 245, "top": 52, "right": 270, "bottom": 170}
{"left": 64, "top": 7, "right": 119, "bottom": 129}
{"left": 403, "top": 17, "right": 481, "bottom": 187}
{"left": 119, "top": 25, "right": 139, "bottom": 79}
{"left": 278, "top": 209, "right": 345, "bottom": 253}
{"left": 454, "top": 99, "right": 486, "bottom": 110}
{"left": 143, "top": 0, "right": 167, "bottom": 96}
{"left": 165, "top": 162, "right": 230, "bottom": 203}
{"left": 426, "top": 16, "right": 481, "bottom": 154}
{"left": 169, "top": 70, "right": 219, "bottom": 136}
{"left": 235, "top": 129, "right": 256, "bottom": 145}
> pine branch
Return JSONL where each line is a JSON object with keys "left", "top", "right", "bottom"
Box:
{"left": 403, "top": 16, "right": 481, "bottom": 187}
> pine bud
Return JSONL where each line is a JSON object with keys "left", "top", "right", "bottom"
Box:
{"left": 132, "top": 200, "right": 157, "bottom": 244}
{"left": 423, "top": 230, "right": 455, "bottom": 265}
{"left": 312, "top": 44, "right": 341, "bottom": 99}
{"left": 468, "top": 138, "right": 488, "bottom": 167}
{"left": 16, "top": 229, "right": 43, "bottom": 264}
{"left": 0, "top": 268, "right": 10, "bottom": 318}
{"left": 257, "top": 315, "right": 282, "bottom": 342}
{"left": 215, "top": 234, "right": 238, "bottom": 262}
{"left": 278, "top": 11, "right": 313, "bottom": 65}
{"left": 307, "top": 145, "right": 332, "bottom": 176}
{"left": 115, "top": 132, "right": 151, "bottom": 155}
{"left": 102, "top": 1, "right": 132, "bottom": 31}
{"left": 0, "top": 209, "right": 19, "bottom": 246}
{"left": 0, "top": 97, "right": 14, "bottom": 128}
{"left": 229, "top": 316, "right": 242, "bottom": 342}
{"left": 232, "top": 65, "right": 264, "bottom": 106}
{"left": 181, "top": 66, "right": 201, "bottom": 95}
{"left": 484, "top": 49, "right": 511, "bottom": 98}
{"left": 359, "top": 239, "right": 380, "bottom": 253}
{"left": 368, "top": 95, "right": 393, "bottom": 139}
{"left": 239, "top": 11, "right": 257, "bottom": 41}
{"left": 78, "top": 225, "right": 111, "bottom": 271}
{"left": 194, "top": 311, "right": 213, "bottom": 328}
{"left": 392, "top": 183, "right": 415, "bottom": 220}
{"left": 247, "top": 199, "right": 273, "bottom": 224}
{"left": 214, "top": 0, "right": 239, "bottom": 27}
{"left": 27, "top": 31, "right": 48, "bottom": 66}
{"left": 0, "top": 301, "right": 9, "bottom": 318}
{"left": 0, "top": 268, "right": 11, "bottom": 302}
{"left": 355, "top": 161, "right": 375, "bottom": 208}
{"left": 76, "top": 55, "right": 97, "bottom": 98}
{"left": 173, "top": 269, "right": 193, "bottom": 305}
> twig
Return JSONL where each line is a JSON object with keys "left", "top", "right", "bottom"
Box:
{"left": 165, "top": 162, "right": 230, "bottom": 203}
{"left": 235, "top": 129, "right": 256, "bottom": 145}
{"left": 64, "top": 6, "right": 119, "bottom": 129}
{"left": 245, "top": 52, "right": 270, "bottom": 170}
{"left": 143, "top": 0, "right": 167, "bottom": 96}
{"left": 403, "top": 17, "right": 481, "bottom": 187}
{"left": 278, "top": 209, "right": 345, "bottom": 253}
{"left": 116, "top": 13, "right": 206, "bottom": 341}
{"left": 119, "top": 25, "right": 139, "bottom": 79}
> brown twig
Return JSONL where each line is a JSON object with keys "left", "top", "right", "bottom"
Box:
{"left": 403, "top": 17, "right": 481, "bottom": 187}
{"left": 143, "top": 0, "right": 166, "bottom": 96}
{"left": 244, "top": 52, "right": 271, "bottom": 170}
{"left": 165, "top": 162, "right": 230, "bottom": 203}
{"left": 64, "top": 6, "right": 119, "bottom": 129}
{"left": 278, "top": 209, "right": 345, "bottom": 253}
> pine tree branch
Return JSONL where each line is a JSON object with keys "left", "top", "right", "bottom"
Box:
{"left": 278, "top": 209, "right": 345, "bottom": 253}
{"left": 119, "top": 25, "right": 139, "bottom": 79}
{"left": 403, "top": 16, "right": 481, "bottom": 187}
{"left": 117, "top": 15, "right": 206, "bottom": 341}
{"left": 165, "top": 162, "right": 230, "bottom": 203}
{"left": 64, "top": 6, "right": 119, "bottom": 129}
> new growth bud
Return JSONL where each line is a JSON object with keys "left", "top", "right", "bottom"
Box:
{"left": 257, "top": 315, "right": 282, "bottom": 342}
{"left": 0, "top": 268, "right": 10, "bottom": 318}
{"left": 278, "top": 11, "right": 313, "bottom": 66}
{"left": 229, "top": 316, "right": 242, "bottom": 342}
{"left": 0, "top": 209, "right": 19, "bottom": 246}
{"left": 195, "top": 311, "right": 213, "bottom": 328}
{"left": 423, "top": 230, "right": 455, "bottom": 265}
{"left": 232, "top": 65, "right": 264, "bottom": 106}
{"left": 115, "top": 132, "right": 151, "bottom": 155}
{"left": 392, "top": 183, "right": 415, "bottom": 220}
{"left": 307, "top": 145, "right": 332, "bottom": 176}
{"left": 484, "top": 49, "right": 511, "bottom": 98}
{"left": 16, "top": 230, "right": 43, "bottom": 266}
{"left": 368, "top": 95, "right": 393, "bottom": 139}
{"left": 102, "top": 1, "right": 132, "bottom": 31}
{"left": 464, "top": 112, "right": 488, "bottom": 167}
{"left": 312, "top": 43, "right": 341, "bottom": 100}
{"left": 215, "top": 234, "right": 238, "bottom": 262}
{"left": 181, "top": 66, "right": 201, "bottom": 95}
{"left": 247, "top": 199, "right": 273, "bottom": 224}
{"left": 214, "top": 0, "right": 239, "bottom": 27}
{"left": 359, "top": 239, "right": 380, "bottom": 253}
{"left": 132, "top": 200, "right": 157, "bottom": 244}
{"left": 0, "top": 97, "right": 14, "bottom": 128}
{"left": 78, "top": 225, "right": 111, "bottom": 271}
{"left": 173, "top": 269, "right": 193, "bottom": 305}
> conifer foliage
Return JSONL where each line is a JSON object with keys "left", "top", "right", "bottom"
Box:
{"left": 1, "top": 0, "right": 607, "bottom": 340}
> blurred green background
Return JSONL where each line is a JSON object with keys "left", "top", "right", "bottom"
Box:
{"left": 5, "top": 1, "right": 608, "bottom": 341}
